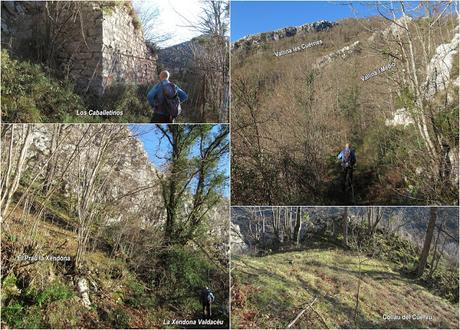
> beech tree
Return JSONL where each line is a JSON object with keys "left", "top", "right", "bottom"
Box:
{"left": 293, "top": 207, "right": 302, "bottom": 246}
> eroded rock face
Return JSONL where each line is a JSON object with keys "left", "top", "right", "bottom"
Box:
{"left": 385, "top": 108, "right": 415, "bottom": 127}
{"left": 1, "top": 1, "right": 156, "bottom": 95}
{"left": 231, "top": 222, "right": 248, "bottom": 255}
{"left": 233, "top": 20, "right": 336, "bottom": 49}
{"left": 316, "top": 40, "right": 361, "bottom": 68}
{"left": 157, "top": 39, "right": 195, "bottom": 76}
{"left": 22, "top": 125, "right": 163, "bottom": 226}
{"left": 424, "top": 25, "right": 459, "bottom": 99}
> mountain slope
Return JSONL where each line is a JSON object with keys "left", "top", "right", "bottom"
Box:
{"left": 232, "top": 249, "right": 458, "bottom": 329}
{"left": 231, "top": 13, "right": 459, "bottom": 205}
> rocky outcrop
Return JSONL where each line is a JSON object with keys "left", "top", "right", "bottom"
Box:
{"left": 26, "top": 125, "right": 163, "bottom": 225}
{"left": 385, "top": 108, "right": 415, "bottom": 127}
{"left": 233, "top": 20, "right": 336, "bottom": 49}
{"left": 424, "top": 25, "right": 459, "bottom": 99}
{"left": 1, "top": 1, "right": 156, "bottom": 95}
{"left": 231, "top": 222, "right": 248, "bottom": 255}
{"left": 316, "top": 40, "right": 361, "bottom": 68}
{"left": 157, "top": 39, "right": 195, "bottom": 76}
{"left": 77, "top": 277, "right": 91, "bottom": 308}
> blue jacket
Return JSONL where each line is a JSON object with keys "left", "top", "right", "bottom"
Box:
{"left": 147, "top": 80, "right": 188, "bottom": 110}
{"left": 338, "top": 147, "right": 356, "bottom": 166}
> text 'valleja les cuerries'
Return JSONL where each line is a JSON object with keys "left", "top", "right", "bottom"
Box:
{"left": 274, "top": 40, "right": 323, "bottom": 57}
{"left": 361, "top": 62, "right": 396, "bottom": 81}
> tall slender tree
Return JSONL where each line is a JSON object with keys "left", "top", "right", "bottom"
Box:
{"left": 156, "top": 124, "right": 229, "bottom": 245}
{"left": 415, "top": 207, "right": 437, "bottom": 277}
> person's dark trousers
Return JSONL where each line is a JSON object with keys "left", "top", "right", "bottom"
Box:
{"left": 342, "top": 166, "right": 353, "bottom": 188}
{"left": 151, "top": 113, "right": 173, "bottom": 123}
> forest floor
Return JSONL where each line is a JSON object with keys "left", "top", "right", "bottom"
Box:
{"left": 323, "top": 161, "right": 405, "bottom": 205}
{"left": 231, "top": 249, "right": 459, "bottom": 329}
{"left": 1, "top": 204, "right": 228, "bottom": 329}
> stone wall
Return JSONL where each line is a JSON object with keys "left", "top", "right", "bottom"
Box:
{"left": 101, "top": 4, "right": 156, "bottom": 94}
{"left": 1, "top": 1, "right": 156, "bottom": 96}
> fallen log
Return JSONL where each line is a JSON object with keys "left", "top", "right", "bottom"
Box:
{"left": 287, "top": 297, "right": 317, "bottom": 328}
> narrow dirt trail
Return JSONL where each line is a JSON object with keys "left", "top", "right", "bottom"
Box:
{"left": 323, "top": 163, "right": 383, "bottom": 205}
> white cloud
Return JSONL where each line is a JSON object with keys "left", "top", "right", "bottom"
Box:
{"left": 133, "top": 0, "right": 204, "bottom": 48}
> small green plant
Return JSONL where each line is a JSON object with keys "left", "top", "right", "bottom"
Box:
{"left": 1, "top": 274, "right": 21, "bottom": 303}
{"left": 35, "top": 281, "right": 73, "bottom": 306}
{"left": 1, "top": 301, "right": 42, "bottom": 328}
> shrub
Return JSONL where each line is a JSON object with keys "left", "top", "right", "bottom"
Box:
{"left": 1, "top": 274, "right": 21, "bottom": 303}
{"left": 35, "top": 281, "right": 73, "bottom": 306}
{"left": 159, "top": 245, "right": 213, "bottom": 298}
{"left": 2, "top": 302, "right": 42, "bottom": 328}
{"left": 84, "top": 83, "right": 152, "bottom": 123}
{"left": 1, "top": 50, "right": 86, "bottom": 122}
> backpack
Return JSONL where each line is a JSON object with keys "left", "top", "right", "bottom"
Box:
{"left": 344, "top": 149, "right": 351, "bottom": 164}
{"left": 201, "top": 288, "right": 215, "bottom": 304}
{"left": 207, "top": 291, "right": 215, "bottom": 303}
{"left": 157, "top": 82, "right": 181, "bottom": 118}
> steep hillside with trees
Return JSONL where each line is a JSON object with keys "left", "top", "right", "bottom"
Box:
{"left": 231, "top": 2, "right": 459, "bottom": 205}
{"left": 1, "top": 124, "right": 230, "bottom": 328}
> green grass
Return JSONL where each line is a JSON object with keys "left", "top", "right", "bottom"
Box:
{"left": 232, "top": 249, "right": 459, "bottom": 329}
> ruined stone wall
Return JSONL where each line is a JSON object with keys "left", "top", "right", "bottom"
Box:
{"left": 59, "top": 2, "right": 104, "bottom": 95}
{"left": 1, "top": 1, "right": 156, "bottom": 96}
{"left": 101, "top": 4, "right": 156, "bottom": 94}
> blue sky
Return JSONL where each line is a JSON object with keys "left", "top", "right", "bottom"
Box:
{"left": 231, "top": 1, "right": 413, "bottom": 41}
{"left": 129, "top": 124, "right": 230, "bottom": 198}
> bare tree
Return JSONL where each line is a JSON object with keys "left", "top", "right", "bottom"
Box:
{"left": 1, "top": 124, "right": 32, "bottom": 222}
{"left": 373, "top": 1, "right": 458, "bottom": 200}
{"left": 71, "top": 125, "right": 129, "bottom": 269}
{"left": 132, "top": 0, "right": 172, "bottom": 46}
{"left": 293, "top": 207, "right": 302, "bottom": 246}
{"left": 343, "top": 207, "right": 349, "bottom": 246}
{"left": 415, "top": 207, "right": 438, "bottom": 277}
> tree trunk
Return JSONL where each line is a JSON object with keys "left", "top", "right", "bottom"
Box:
{"left": 415, "top": 207, "right": 437, "bottom": 277}
{"left": 293, "top": 207, "right": 301, "bottom": 246}
{"left": 343, "top": 207, "right": 349, "bottom": 246}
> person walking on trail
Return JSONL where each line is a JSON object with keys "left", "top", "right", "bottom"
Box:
{"left": 200, "top": 287, "right": 215, "bottom": 317}
{"left": 147, "top": 70, "right": 188, "bottom": 123}
{"left": 337, "top": 143, "right": 356, "bottom": 187}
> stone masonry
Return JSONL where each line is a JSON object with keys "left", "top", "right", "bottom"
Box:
{"left": 1, "top": 1, "right": 156, "bottom": 95}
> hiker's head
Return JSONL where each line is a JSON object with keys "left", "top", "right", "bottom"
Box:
{"left": 345, "top": 143, "right": 350, "bottom": 149}
{"left": 159, "top": 70, "right": 170, "bottom": 81}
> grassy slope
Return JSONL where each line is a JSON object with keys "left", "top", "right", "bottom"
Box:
{"left": 2, "top": 205, "right": 226, "bottom": 329}
{"left": 232, "top": 249, "right": 458, "bottom": 329}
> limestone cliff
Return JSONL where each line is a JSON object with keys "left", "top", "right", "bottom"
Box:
{"left": 26, "top": 124, "right": 162, "bottom": 225}
{"left": 232, "top": 20, "right": 336, "bottom": 50}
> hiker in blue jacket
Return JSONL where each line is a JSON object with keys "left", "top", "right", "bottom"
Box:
{"left": 337, "top": 143, "right": 356, "bottom": 187}
{"left": 147, "top": 70, "right": 188, "bottom": 123}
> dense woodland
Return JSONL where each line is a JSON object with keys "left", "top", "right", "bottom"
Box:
{"left": 1, "top": 124, "right": 230, "bottom": 328}
{"left": 231, "top": 1, "right": 459, "bottom": 205}
{"left": 1, "top": 0, "right": 229, "bottom": 123}
{"left": 231, "top": 206, "right": 459, "bottom": 328}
